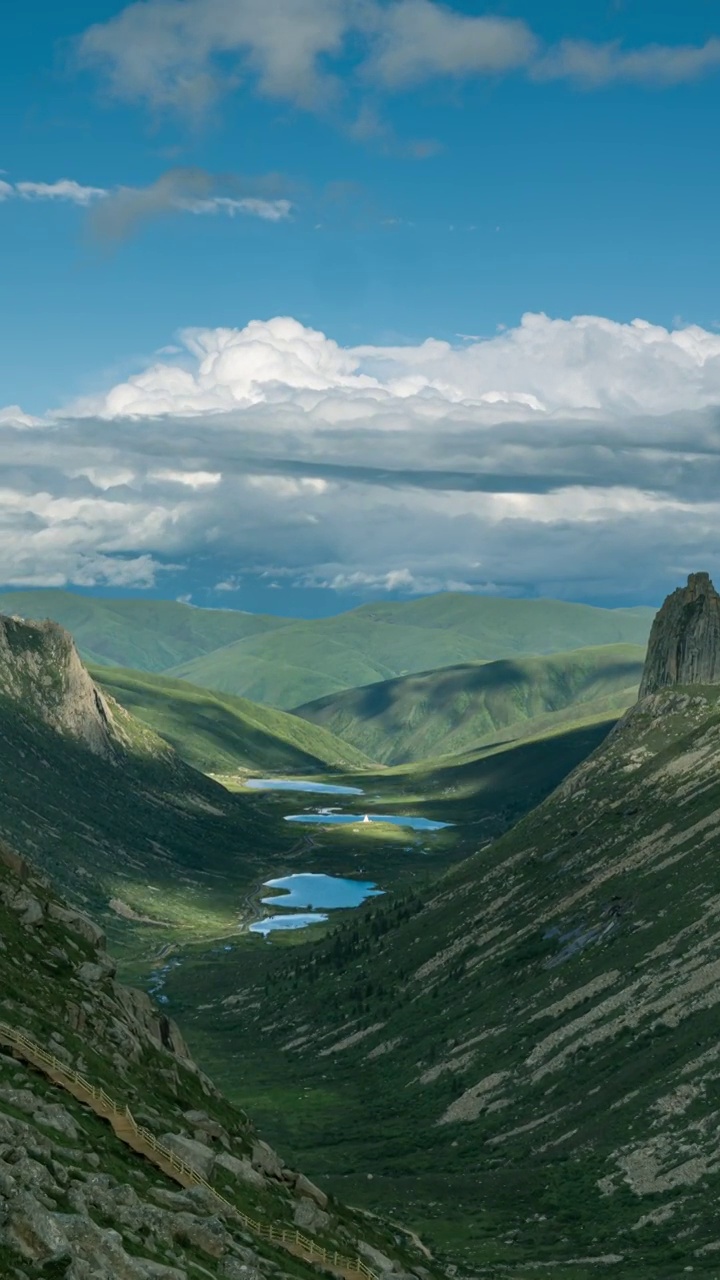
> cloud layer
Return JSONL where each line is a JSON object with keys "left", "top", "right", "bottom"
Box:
{"left": 3, "top": 311, "right": 720, "bottom": 603}
{"left": 77, "top": 0, "right": 720, "bottom": 120}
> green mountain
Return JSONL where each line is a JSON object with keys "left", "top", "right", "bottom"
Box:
{"left": 90, "top": 664, "right": 376, "bottom": 775}
{"left": 168, "top": 577, "right": 720, "bottom": 1277}
{"left": 0, "top": 611, "right": 306, "bottom": 944}
{"left": 0, "top": 588, "right": 292, "bottom": 672}
{"left": 0, "top": 842, "right": 433, "bottom": 1280}
{"left": 294, "top": 643, "right": 645, "bottom": 764}
{"left": 168, "top": 594, "right": 655, "bottom": 707}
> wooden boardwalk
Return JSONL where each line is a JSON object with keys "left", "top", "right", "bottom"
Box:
{"left": 0, "top": 1021, "right": 377, "bottom": 1280}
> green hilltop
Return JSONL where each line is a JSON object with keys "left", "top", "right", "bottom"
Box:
{"left": 168, "top": 594, "right": 655, "bottom": 707}
{"left": 294, "top": 643, "right": 645, "bottom": 764}
{"left": 90, "top": 664, "right": 375, "bottom": 775}
{"left": 0, "top": 588, "right": 293, "bottom": 671}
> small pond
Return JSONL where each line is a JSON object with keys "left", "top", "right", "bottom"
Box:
{"left": 250, "top": 912, "right": 329, "bottom": 936}
{"left": 262, "top": 872, "right": 384, "bottom": 910}
{"left": 245, "top": 779, "right": 365, "bottom": 795}
{"left": 284, "top": 812, "right": 452, "bottom": 831}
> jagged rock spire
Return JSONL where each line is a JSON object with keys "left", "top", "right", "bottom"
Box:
{"left": 639, "top": 572, "right": 720, "bottom": 698}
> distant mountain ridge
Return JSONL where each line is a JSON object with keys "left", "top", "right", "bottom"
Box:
{"left": 0, "top": 589, "right": 293, "bottom": 672}
{"left": 294, "top": 643, "right": 645, "bottom": 764}
{"left": 167, "top": 593, "right": 656, "bottom": 707}
{"left": 0, "top": 588, "right": 655, "bottom": 709}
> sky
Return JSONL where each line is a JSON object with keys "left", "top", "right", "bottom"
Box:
{"left": 2, "top": 0, "right": 720, "bottom": 615}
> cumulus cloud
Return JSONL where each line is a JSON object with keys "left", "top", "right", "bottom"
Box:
{"left": 5, "top": 312, "right": 720, "bottom": 600}
{"left": 75, "top": 0, "right": 720, "bottom": 125}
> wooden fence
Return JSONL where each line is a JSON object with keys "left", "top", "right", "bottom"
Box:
{"left": 0, "top": 1020, "right": 378, "bottom": 1280}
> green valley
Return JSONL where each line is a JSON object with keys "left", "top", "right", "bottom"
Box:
{"left": 158, "top": 576, "right": 720, "bottom": 1278}
{"left": 90, "top": 664, "right": 375, "bottom": 774}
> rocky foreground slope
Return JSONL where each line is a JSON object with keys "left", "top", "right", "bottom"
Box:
{"left": 0, "top": 840, "right": 435, "bottom": 1280}
{"left": 175, "top": 574, "right": 720, "bottom": 1277}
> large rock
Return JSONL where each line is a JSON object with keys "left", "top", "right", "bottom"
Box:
{"left": 214, "top": 1151, "right": 266, "bottom": 1189}
{"left": 48, "top": 902, "right": 106, "bottom": 948}
{"left": 639, "top": 571, "right": 720, "bottom": 697}
{"left": 359, "top": 1241, "right": 397, "bottom": 1274}
{"left": 160, "top": 1134, "right": 216, "bottom": 1179}
{"left": 293, "top": 1196, "right": 330, "bottom": 1234}
{"left": 250, "top": 1139, "right": 284, "bottom": 1179}
{"left": 292, "top": 1172, "right": 328, "bottom": 1209}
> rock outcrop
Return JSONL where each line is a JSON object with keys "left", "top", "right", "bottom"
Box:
{"left": 638, "top": 571, "right": 720, "bottom": 698}
{"left": 0, "top": 612, "right": 115, "bottom": 755}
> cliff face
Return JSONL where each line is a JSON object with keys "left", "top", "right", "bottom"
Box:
{"left": 638, "top": 571, "right": 720, "bottom": 698}
{"left": 0, "top": 613, "right": 115, "bottom": 755}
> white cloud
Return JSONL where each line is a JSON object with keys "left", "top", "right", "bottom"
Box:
{"left": 361, "top": 1, "right": 537, "bottom": 88}
{"left": 75, "top": 0, "right": 720, "bottom": 126}
{"left": 88, "top": 168, "right": 293, "bottom": 239}
{"left": 65, "top": 312, "right": 720, "bottom": 421}
{"left": 0, "top": 169, "right": 291, "bottom": 233}
{"left": 14, "top": 180, "right": 108, "bottom": 204}
{"left": 180, "top": 196, "right": 292, "bottom": 220}
{"left": 533, "top": 37, "right": 720, "bottom": 87}
{"left": 5, "top": 312, "right": 720, "bottom": 599}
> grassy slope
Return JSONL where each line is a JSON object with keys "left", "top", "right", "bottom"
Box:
{"left": 168, "top": 594, "right": 654, "bottom": 707}
{"left": 0, "top": 682, "right": 299, "bottom": 944}
{"left": 165, "top": 687, "right": 720, "bottom": 1277}
{"left": 0, "top": 848, "right": 428, "bottom": 1280}
{"left": 294, "top": 643, "right": 646, "bottom": 764}
{"left": 0, "top": 588, "right": 293, "bottom": 671}
{"left": 90, "top": 664, "right": 375, "bottom": 775}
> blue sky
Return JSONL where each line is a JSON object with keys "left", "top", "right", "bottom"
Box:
{"left": 2, "top": 0, "right": 720, "bottom": 614}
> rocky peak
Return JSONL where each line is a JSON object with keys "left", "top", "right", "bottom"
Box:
{"left": 0, "top": 612, "right": 115, "bottom": 754}
{"left": 638, "top": 571, "right": 720, "bottom": 698}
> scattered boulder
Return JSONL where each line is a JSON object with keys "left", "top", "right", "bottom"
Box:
{"left": 48, "top": 902, "right": 106, "bottom": 949}
{"left": 215, "top": 1151, "right": 266, "bottom": 1189}
{"left": 4, "top": 1188, "right": 70, "bottom": 1261}
{"left": 292, "top": 1172, "right": 328, "bottom": 1209}
{"left": 160, "top": 1133, "right": 216, "bottom": 1180}
{"left": 76, "top": 961, "right": 109, "bottom": 985}
{"left": 8, "top": 890, "right": 44, "bottom": 927}
{"left": 293, "top": 1196, "right": 330, "bottom": 1235}
{"left": 251, "top": 1140, "right": 284, "bottom": 1179}
{"left": 359, "top": 1241, "right": 398, "bottom": 1274}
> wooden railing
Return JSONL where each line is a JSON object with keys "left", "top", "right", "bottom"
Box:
{"left": 0, "top": 1021, "right": 378, "bottom": 1280}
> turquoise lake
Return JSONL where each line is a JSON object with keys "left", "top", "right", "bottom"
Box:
{"left": 250, "top": 912, "right": 329, "bottom": 936}
{"left": 245, "top": 779, "right": 364, "bottom": 794}
{"left": 284, "top": 812, "right": 451, "bottom": 830}
{"left": 262, "top": 872, "right": 384, "bottom": 910}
